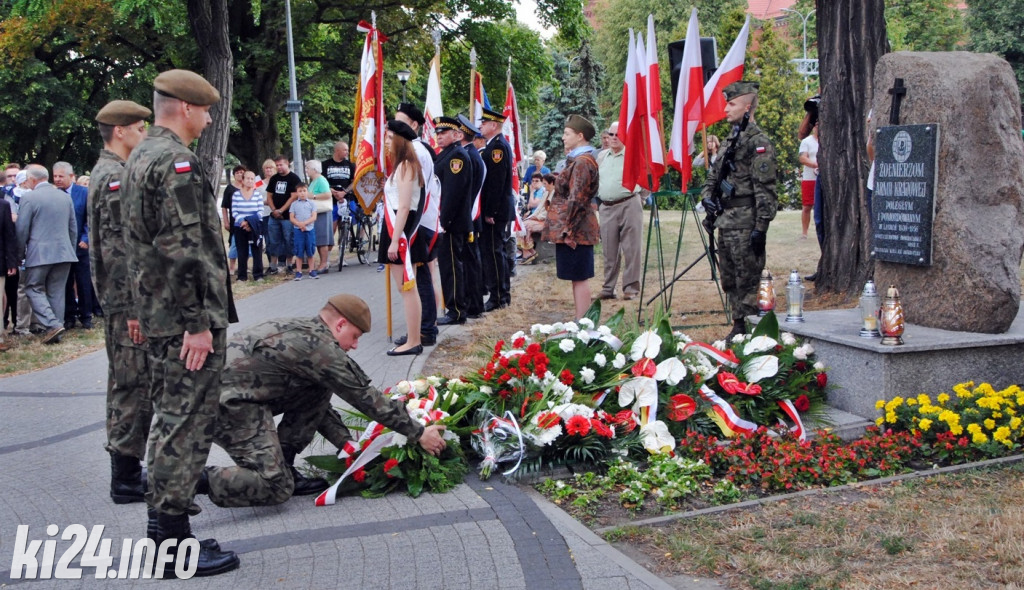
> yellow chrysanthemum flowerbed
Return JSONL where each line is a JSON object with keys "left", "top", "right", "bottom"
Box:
{"left": 875, "top": 382, "right": 1024, "bottom": 463}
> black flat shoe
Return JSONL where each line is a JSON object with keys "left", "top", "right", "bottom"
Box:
{"left": 436, "top": 316, "right": 464, "bottom": 326}
{"left": 387, "top": 344, "right": 423, "bottom": 356}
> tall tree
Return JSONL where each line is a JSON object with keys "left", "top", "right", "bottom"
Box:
{"left": 188, "top": 0, "right": 233, "bottom": 186}
{"left": 815, "top": 0, "right": 888, "bottom": 294}
{"left": 966, "top": 0, "right": 1024, "bottom": 98}
{"left": 530, "top": 40, "right": 604, "bottom": 159}
{"left": 886, "top": 0, "right": 966, "bottom": 51}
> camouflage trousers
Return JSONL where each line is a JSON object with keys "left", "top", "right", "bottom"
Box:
{"left": 716, "top": 228, "right": 765, "bottom": 321}
{"left": 145, "top": 329, "right": 226, "bottom": 516}
{"left": 205, "top": 388, "right": 350, "bottom": 507}
{"left": 103, "top": 311, "right": 154, "bottom": 459}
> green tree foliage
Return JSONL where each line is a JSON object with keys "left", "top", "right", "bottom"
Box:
{"left": 886, "top": 0, "right": 966, "bottom": 51}
{"left": 530, "top": 40, "right": 604, "bottom": 161}
{"left": 748, "top": 21, "right": 805, "bottom": 209}
{"left": 966, "top": 0, "right": 1024, "bottom": 98}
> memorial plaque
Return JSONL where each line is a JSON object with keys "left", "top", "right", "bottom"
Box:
{"left": 871, "top": 124, "right": 939, "bottom": 266}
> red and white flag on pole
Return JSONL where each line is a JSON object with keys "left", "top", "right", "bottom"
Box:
{"left": 351, "top": 19, "right": 387, "bottom": 211}
{"left": 471, "top": 71, "right": 488, "bottom": 128}
{"left": 619, "top": 29, "right": 650, "bottom": 191}
{"left": 666, "top": 8, "right": 704, "bottom": 187}
{"left": 702, "top": 15, "right": 750, "bottom": 127}
{"left": 423, "top": 55, "right": 444, "bottom": 152}
{"left": 502, "top": 76, "right": 525, "bottom": 195}
{"left": 642, "top": 14, "right": 665, "bottom": 190}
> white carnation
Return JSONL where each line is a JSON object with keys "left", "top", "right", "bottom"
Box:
{"left": 563, "top": 321, "right": 579, "bottom": 334}
{"left": 712, "top": 340, "right": 727, "bottom": 351}
{"left": 511, "top": 330, "right": 527, "bottom": 342}
{"left": 559, "top": 339, "right": 576, "bottom": 353}
{"left": 793, "top": 346, "right": 808, "bottom": 360}
{"left": 597, "top": 325, "right": 612, "bottom": 337}
{"left": 781, "top": 332, "right": 797, "bottom": 346}
{"left": 813, "top": 361, "right": 825, "bottom": 372}
{"left": 612, "top": 353, "right": 627, "bottom": 369}
{"left": 580, "top": 366, "right": 596, "bottom": 384}
{"left": 578, "top": 318, "right": 595, "bottom": 330}
{"left": 577, "top": 330, "right": 592, "bottom": 344}
{"left": 391, "top": 433, "right": 408, "bottom": 448}
{"left": 594, "top": 353, "right": 607, "bottom": 367}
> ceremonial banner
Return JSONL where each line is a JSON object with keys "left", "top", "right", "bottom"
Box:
{"left": 666, "top": 8, "right": 704, "bottom": 186}
{"left": 470, "top": 72, "right": 491, "bottom": 128}
{"left": 702, "top": 16, "right": 749, "bottom": 127}
{"left": 351, "top": 20, "right": 387, "bottom": 213}
{"left": 642, "top": 14, "right": 665, "bottom": 190}
{"left": 618, "top": 29, "right": 645, "bottom": 191}
{"left": 423, "top": 55, "right": 444, "bottom": 152}
{"left": 502, "top": 78, "right": 524, "bottom": 195}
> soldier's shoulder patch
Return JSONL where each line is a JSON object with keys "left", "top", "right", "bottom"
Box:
{"left": 173, "top": 161, "right": 192, "bottom": 174}
{"left": 450, "top": 159, "right": 464, "bottom": 174}
{"left": 491, "top": 149, "right": 503, "bottom": 163}
{"left": 108, "top": 180, "right": 121, "bottom": 191}
{"left": 759, "top": 160, "right": 771, "bottom": 173}
{"left": 756, "top": 146, "right": 766, "bottom": 154}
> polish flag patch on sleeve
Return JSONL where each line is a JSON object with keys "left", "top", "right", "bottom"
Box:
{"left": 755, "top": 146, "right": 766, "bottom": 154}
{"left": 174, "top": 161, "right": 192, "bottom": 174}
{"left": 108, "top": 180, "right": 120, "bottom": 191}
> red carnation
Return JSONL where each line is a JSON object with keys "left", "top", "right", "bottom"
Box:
{"left": 794, "top": 394, "right": 811, "bottom": 412}
{"left": 352, "top": 468, "right": 366, "bottom": 483}
{"left": 631, "top": 357, "right": 657, "bottom": 377}
{"left": 536, "top": 412, "right": 561, "bottom": 429}
{"left": 565, "top": 415, "right": 591, "bottom": 436}
{"left": 383, "top": 458, "right": 400, "bottom": 477}
{"left": 667, "top": 394, "right": 697, "bottom": 421}
{"left": 513, "top": 336, "right": 526, "bottom": 348}
{"left": 560, "top": 369, "right": 575, "bottom": 385}
{"left": 816, "top": 373, "right": 828, "bottom": 388}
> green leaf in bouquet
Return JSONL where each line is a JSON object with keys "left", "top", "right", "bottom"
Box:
{"left": 406, "top": 469, "right": 425, "bottom": 497}
{"left": 304, "top": 454, "right": 347, "bottom": 474}
{"left": 584, "top": 299, "right": 602, "bottom": 324}
{"left": 605, "top": 306, "right": 626, "bottom": 332}
{"left": 656, "top": 317, "right": 676, "bottom": 359}
{"left": 752, "top": 311, "right": 780, "bottom": 339}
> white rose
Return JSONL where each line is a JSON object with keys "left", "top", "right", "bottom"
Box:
{"left": 580, "top": 367, "right": 596, "bottom": 384}
{"left": 781, "top": 332, "right": 797, "bottom": 346}
{"left": 396, "top": 380, "right": 413, "bottom": 395}
{"left": 412, "top": 379, "right": 429, "bottom": 394}
{"left": 559, "top": 339, "right": 576, "bottom": 353}
{"left": 427, "top": 375, "right": 443, "bottom": 387}
{"left": 803, "top": 343, "right": 814, "bottom": 355}
{"left": 480, "top": 385, "right": 493, "bottom": 394}
{"left": 612, "top": 353, "right": 627, "bottom": 369}
{"left": 793, "top": 346, "right": 808, "bottom": 361}
{"left": 813, "top": 361, "right": 825, "bottom": 372}
{"left": 594, "top": 353, "right": 607, "bottom": 367}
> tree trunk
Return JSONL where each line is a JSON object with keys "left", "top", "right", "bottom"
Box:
{"left": 815, "top": 0, "right": 888, "bottom": 295}
{"left": 187, "top": 0, "right": 233, "bottom": 189}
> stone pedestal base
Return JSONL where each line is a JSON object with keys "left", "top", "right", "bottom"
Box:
{"left": 752, "top": 306, "right": 1024, "bottom": 420}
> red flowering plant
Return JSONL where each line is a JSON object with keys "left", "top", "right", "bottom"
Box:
{"left": 305, "top": 378, "right": 469, "bottom": 500}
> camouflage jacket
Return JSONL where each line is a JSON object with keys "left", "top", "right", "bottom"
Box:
{"left": 121, "top": 126, "right": 236, "bottom": 337}
{"left": 542, "top": 150, "right": 600, "bottom": 246}
{"left": 702, "top": 121, "right": 778, "bottom": 232}
{"left": 88, "top": 149, "right": 133, "bottom": 314}
{"left": 219, "top": 317, "right": 425, "bottom": 446}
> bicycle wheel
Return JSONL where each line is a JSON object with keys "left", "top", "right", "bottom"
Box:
{"left": 356, "top": 220, "right": 373, "bottom": 265}
{"left": 335, "top": 216, "right": 351, "bottom": 272}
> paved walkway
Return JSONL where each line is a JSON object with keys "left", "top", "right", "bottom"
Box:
{"left": 0, "top": 261, "right": 721, "bottom": 589}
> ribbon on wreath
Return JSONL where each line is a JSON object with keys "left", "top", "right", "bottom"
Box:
{"left": 382, "top": 201, "right": 416, "bottom": 290}
{"left": 776, "top": 399, "right": 807, "bottom": 441}
{"left": 315, "top": 430, "right": 396, "bottom": 506}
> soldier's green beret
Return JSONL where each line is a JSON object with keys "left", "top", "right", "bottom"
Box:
{"left": 154, "top": 69, "right": 221, "bottom": 106}
{"left": 328, "top": 293, "right": 371, "bottom": 333}
{"left": 564, "top": 114, "right": 596, "bottom": 141}
{"left": 724, "top": 81, "right": 759, "bottom": 101}
{"left": 95, "top": 100, "right": 152, "bottom": 126}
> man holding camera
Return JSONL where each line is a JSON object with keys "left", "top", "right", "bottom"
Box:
{"left": 701, "top": 81, "right": 778, "bottom": 340}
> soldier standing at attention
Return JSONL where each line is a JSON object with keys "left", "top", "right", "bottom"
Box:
{"left": 88, "top": 100, "right": 153, "bottom": 505}
{"left": 122, "top": 69, "right": 239, "bottom": 577}
{"left": 701, "top": 81, "right": 778, "bottom": 340}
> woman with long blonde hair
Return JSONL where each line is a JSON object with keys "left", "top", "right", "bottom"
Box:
{"left": 378, "top": 120, "right": 426, "bottom": 356}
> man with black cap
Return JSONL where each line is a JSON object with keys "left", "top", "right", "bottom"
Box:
{"left": 701, "top": 81, "right": 778, "bottom": 340}
{"left": 458, "top": 114, "right": 487, "bottom": 318}
{"left": 89, "top": 100, "right": 153, "bottom": 506}
{"left": 478, "top": 107, "right": 514, "bottom": 311}
{"left": 432, "top": 117, "right": 472, "bottom": 324}
{"left": 198, "top": 293, "right": 447, "bottom": 507}
{"left": 122, "top": 69, "right": 239, "bottom": 577}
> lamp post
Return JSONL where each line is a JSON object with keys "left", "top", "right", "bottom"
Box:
{"left": 284, "top": 0, "right": 304, "bottom": 180}
{"left": 781, "top": 7, "right": 816, "bottom": 93}
{"left": 397, "top": 69, "right": 411, "bottom": 102}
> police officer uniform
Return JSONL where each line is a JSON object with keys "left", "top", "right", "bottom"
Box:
{"left": 701, "top": 81, "right": 778, "bottom": 339}
{"left": 432, "top": 117, "right": 472, "bottom": 323}
{"left": 478, "top": 108, "right": 514, "bottom": 311}
{"left": 458, "top": 114, "right": 487, "bottom": 318}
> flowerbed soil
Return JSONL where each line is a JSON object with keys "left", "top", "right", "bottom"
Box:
{"left": 603, "top": 462, "right": 1024, "bottom": 589}
{"left": 540, "top": 476, "right": 725, "bottom": 528}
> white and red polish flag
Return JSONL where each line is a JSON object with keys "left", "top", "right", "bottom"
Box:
{"left": 422, "top": 54, "right": 444, "bottom": 153}
{"left": 502, "top": 78, "right": 525, "bottom": 195}
{"left": 351, "top": 20, "right": 387, "bottom": 212}
{"left": 642, "top": 14, "right": 665, "bottom": 190}
{"left": 666, "top": 8, "right": 704, "bottom": 186}
{"left": 702, "top": 15, "right": 750, "bottom": 127}
{"left": 618, "top": 29, "right": 649, "bottom": 191}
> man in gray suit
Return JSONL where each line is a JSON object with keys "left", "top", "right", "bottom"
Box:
{"left": 15, "top": 164, "right": 77, "bottom": 344}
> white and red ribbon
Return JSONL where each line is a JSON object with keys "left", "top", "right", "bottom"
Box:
{"left": 382, "top": 202, "right": 415, "bottom": 289}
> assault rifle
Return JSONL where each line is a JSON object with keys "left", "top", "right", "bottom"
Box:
{"left": 701, "top": 111, "right": 750, "bottom": 234}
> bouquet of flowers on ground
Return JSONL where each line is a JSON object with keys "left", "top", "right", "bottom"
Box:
{"left": 308, "top": 377, "right": 469, "bottom": 503}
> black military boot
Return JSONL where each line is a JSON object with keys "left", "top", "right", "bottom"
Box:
{"left": 152, "top": 512, "right": 239, "bottom": 578}
{"left": 110, "top": 453, "right": 146, "bottom": 504}
{"left": 280, "top": 444, "right": 329, "bottom": 496}
{"left": 147, "top": 508, "right": 221, "bottom": 551}
{"left": 725, "top": 318, "right": 747, "bottom": 341}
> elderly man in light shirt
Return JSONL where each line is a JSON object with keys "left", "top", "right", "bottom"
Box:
{"left": 595, "top": 122, "right": 644, "bottom": 301}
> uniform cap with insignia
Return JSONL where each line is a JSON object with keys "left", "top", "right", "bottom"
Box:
{"left": 724, "top": 81, "right": 759, "bottom": 101}
{"left": 456, "top": 114, "right": 480, "bottom": 138}
{"left": 397, "top": 102, "right": 425, "bottom": 126}
{"left": 327, "top": 293, "right": 371, "bottom": 333}
{"left": 95, "top": 100, "right": 152, "bottom": 126}
{"left": 154, "top": 69, "right": 221, "bottom": 106}
{"left": 564, "top": 114, "right": 596, "bottom": 141}
{"left": 433, "top": 116, "right": 461, "bottom": 132}
{"left": 480, "top": 108, "right": 506, "bottom": 123}
{"left": 387, "top": 119, "right": 418, "bottom": 142}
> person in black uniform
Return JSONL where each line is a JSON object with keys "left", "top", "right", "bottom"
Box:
{"left": 477, "top": 108, "right": 513, "bottom": 311}
{"left": 432, "top": 117, "right": 472, "bottom": 324}
{"left": 457, "top": 114, "right": 486, "bottom": 319}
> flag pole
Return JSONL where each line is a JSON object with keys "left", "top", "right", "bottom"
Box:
{"left": 469, "top": 47, "right": 477, "bottom": 118}
{"left": 372, "top": 9, "right": 394, "bottom": 342}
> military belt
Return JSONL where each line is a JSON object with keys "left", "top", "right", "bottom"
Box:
{"left": 722, "top": 196, "right": 754, "bottom": 209}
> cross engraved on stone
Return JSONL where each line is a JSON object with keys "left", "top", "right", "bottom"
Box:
{"left": 888, "top": 78, "right": 907, "bottom": 125}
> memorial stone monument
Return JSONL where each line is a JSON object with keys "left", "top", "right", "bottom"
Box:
{"left": 871, "top": 52, "right": 1024, "bottom": 334}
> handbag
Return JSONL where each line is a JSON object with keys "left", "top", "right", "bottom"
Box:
{"left": 313, "top": 197, "right": 333, "bottom": 214}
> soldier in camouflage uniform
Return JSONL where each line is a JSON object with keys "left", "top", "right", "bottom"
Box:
{"left": 121, "top": 70, "right": 239, "bottom": 577}
{"left": 701, "top": 81, "right": 778, "bottom": 340}
{"left": 88, "top": 100, "right": 153, "bottom": 505}
{"left": 200, "top": 294, "right": 448, "bottom": 507}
